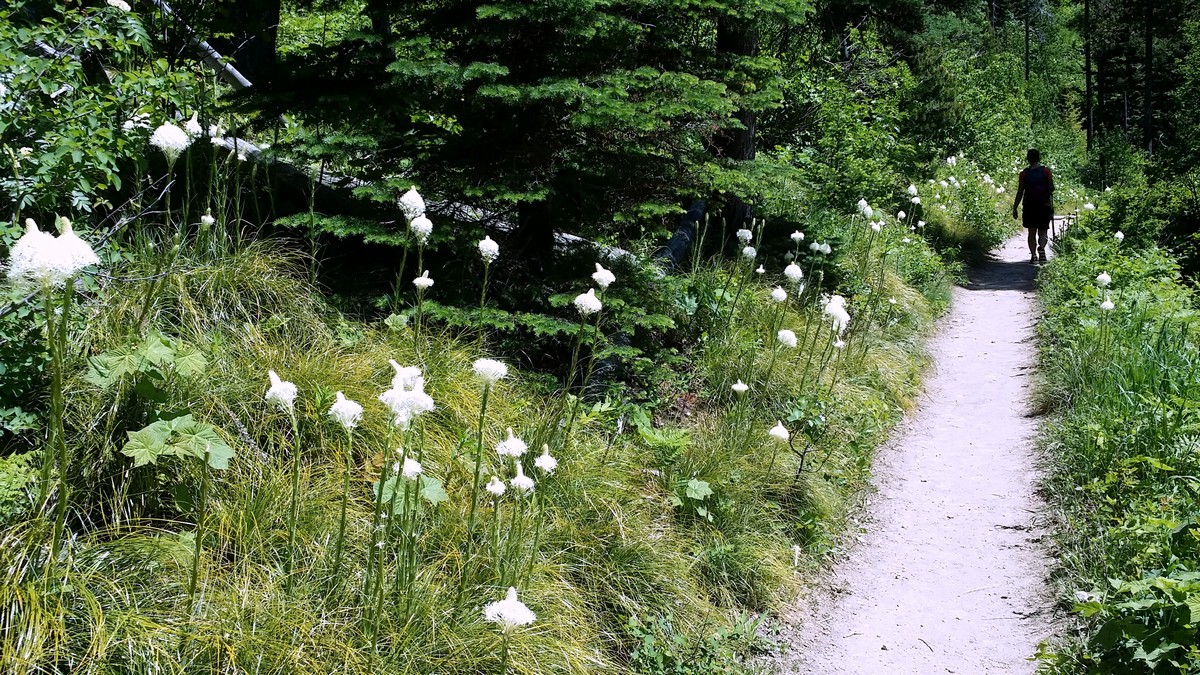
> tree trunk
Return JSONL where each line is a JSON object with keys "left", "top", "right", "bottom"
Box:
{"left": 1143, "top": 1, "right": 1154, "bottom": 153}
{"left": 714, "top": 16, "right": 759, "bottom": 232}
{"left": 1084, "top": 0, "right": 1094, "bottom": 150}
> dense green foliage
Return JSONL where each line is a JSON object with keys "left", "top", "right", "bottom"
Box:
{"left": 0, "top": 0, "right": 1083, "bottom": 673}
{"left": 1036, "top": 208, "right": 1200, "bottom": 673}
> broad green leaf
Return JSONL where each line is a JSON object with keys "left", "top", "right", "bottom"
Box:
{"left": 172, "top": 345, "right": 208, "bottom": 378}
{"left": 419, "top": 475, "right": 448, "bottom": 506}
{"left": 136, "top": 332, "right": 175, "bottom": 367}
{"left": 121, "top": 427, "right": 167, "bottom": 467}
{"left": 685, "top": 478, "right": 713, "bottom": 501}
{"left": 171, "top": 416, "right": 235, "bottom": 470}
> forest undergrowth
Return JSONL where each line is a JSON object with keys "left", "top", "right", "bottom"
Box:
{"left": 0, "top": 1, "right": 1082, "bottom": 673}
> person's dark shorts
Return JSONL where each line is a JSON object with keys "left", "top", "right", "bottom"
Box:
{"left": 1023, "top": 205, "right": 1052, "bottom": 230}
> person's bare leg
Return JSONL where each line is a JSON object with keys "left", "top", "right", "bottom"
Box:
{"left": 1027, "top": 228, "right": 1037, "bottom": 260}
{"left": 1037, "top": 228, "right": 1048, "bottom": 261}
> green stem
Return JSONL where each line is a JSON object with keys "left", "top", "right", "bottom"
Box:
{"left": 49, "top": 282, "right": 73, "bottom": 567}
{"left": 332, "top": 428, "right": 354, "bottom": 585}
{"left": 285, "top": 412, "right": 302, "bottom": 593}
{"left": 455, "top": 384, "right": 491, "bottom": 612}
{"left": 477, "top": 262, "right": 491, "bottom": 351}
{"left": 498, "top": 634, "right": 511, "bottom": 675}
{"left": 187, "top": 448, "right": 211, "bottom": 614}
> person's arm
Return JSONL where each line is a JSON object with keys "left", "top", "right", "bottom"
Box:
{"left": 1012, "top": 171, "right": 1025, "bottom": 219}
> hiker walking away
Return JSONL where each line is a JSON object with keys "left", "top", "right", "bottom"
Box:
{"left": 1012, "top": 148, "right": 1054, "bottom": 263}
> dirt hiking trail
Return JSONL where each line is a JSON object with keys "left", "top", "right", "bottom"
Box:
{"left": 771, "top": 232, "right": 1055, "bottom": 674}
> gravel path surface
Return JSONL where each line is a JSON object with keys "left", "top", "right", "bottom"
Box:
{"left": 770, "top": 233, "right": 1056, "bottom": 674}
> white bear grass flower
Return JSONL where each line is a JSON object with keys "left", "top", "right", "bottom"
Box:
{"left": 409, "top": 215, "right": 433, "bottom": 244}
{"left": 484, "top": 587, "right": 536, "bottom": 631}
{"left": 149, "top": 122, "right": 191, "bottom": 163}
{"left": 741, "top": 246, "right": 756, "bottom": 260}
{"left": 485, "top": 476, "right": 507, "bottom": 497}
{"left": 574, "top": 288, "right": 602, "bottom": 316}
{"left": 1100, "top": 296, "right": 1115, "bottom": 311}
{"left": 389, "top": 360, "right": 423, "bottom": 390}
{"left": 400, "top": 187, "right": 426, "bottom": 220}
{"left": 5, "top": 218, "right": 99, "bottom": 287}
{"left": 496, "top": 428, "right": 528, "bottom": 457}
{"left": 473, "top": 358, "right": 508, "bottom": 385}
{"left": 402, "top": 457, "right": 423, "bottom": 480}
{"left": 413, "top": 270, "right": 434, "bottom": 290}
{"left": 266, "top": 370, "right": 298, "bottom": 412}
{"left": 784, "top": 263, "right": 803, "bottom": 282}
{"left": 479, "top": 236, "right": 500, "bottom": 263}
{"left": 328, "top": 392, "right": 363, "bottom": 430}
{"left": 106, "top": 0, "right": 131, "bottom": 10}
{"left": 823, "top": 295, "right": 851, "bottom": 335}
{"left": 535, "top": 445, "right": 558, "bottom": 473}
{"left": 770, "top": 287, "right": 787, "bottom": 303}
{"left": 736, "top": 228, "right": 753, "bottom": 244}
{"left": 592, "top": 263, "right": 616, "bottom": 290}
{"left": 510, "top": 462, "right": 535, "bottom": 493}
{"left": 777, "top": 329, "right": 797, "bottom": 348}
{"left": 1096, "top": 272, "right": 1112, "bottom": 287}
{"left": 790, "top": 231, "right": 804, "bottom": 242}
{"left": 769, "top": 421, "right": 789, "bottom": 442}
{"left": 732, "top": 380, "right": 749, "bottom": 395}
{"left": 1114, "top": 231, "right": 1125, "bottom": 242}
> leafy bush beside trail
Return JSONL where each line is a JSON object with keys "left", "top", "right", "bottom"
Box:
{"left": 1036, "top": 213, "right": 1200, "bottom": 673}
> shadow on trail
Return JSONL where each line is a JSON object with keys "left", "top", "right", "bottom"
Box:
{"left": 965, "top": 256, "right": 1038, "bottom": 292}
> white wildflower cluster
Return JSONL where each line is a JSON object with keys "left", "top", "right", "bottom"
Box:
{"left": 897, "top": 210, "right": 907, "bottom": 221}
{"left": 1100, "top": 296, "right": 1115, "bottom": 311}
{"left": 741, "top": 246, "right": 757, "bottom": 261}
{"left": 149, "top": 122, "right": 191, "bottom": 162}
{"left": 784, "top": 263, "right": 803, "bottom": 283}
{"left": 483, "top": 587, "right": 536, "bottom": 630}
{"left": 732, "top": 380, "right": 749, "bottom": 394}
{"left": 736, "top": 229, "right": 753, "bottom": 244}
{"left": 409, "top": 216, "right": 433, "bottom": 245}
{"left": 777, "top": 329, "right": 797, "bottom": 348}
{"left": 378, "top": 362, "right": 435, "bottom": 429}
{"left": 486, "top": 475, "right": 507, "bottom": 497}
{"left": 397, "top": 187, "right": 436, "bottom": 244}
{"left": 592, "top": 263, "right": 616, "bottom": 290}
{"left": 402, "top": 457, "right": 423, "bottom": 480}
{"left": 1114, "top": 231, "right": 1125, "bottom": 242}
{"left": 6, "top": 218, "right": 100, "bottom": 288}
{"left": 399, "top": 187, "right": 426, "bottom": 220}
{"left": 479, "top": 236, "right": 500, "bottom": 263}
{"left": 328, "top": 391, "right": 363, "bottom": 430}
{"left": 947, "top": 155, "right": 958, "bottom": 167}
{"left": 183, "top": 112, "right": 202, "bottom": 137}
{"left": 534, "top": 445, "right": 558, "bottom": 474}
{"left": 823, "top": 295, "right": 851, "bottom": 336}
{"left": 510, "top": 462, "right": 535, "bottom": 493}
{"left": 856, "top": 198, "right": 873, "bottom": 219}
{"left": 769, "top": 421, "right": 789, "bottom": 442}
{"left": 790, "top": 231, "right": 804, "bottom": 243}
{"left": 574, "top": 288, "right": 602, "bottom": 316}
{"left": 266, "top": 370, "right": 299, "bottom": 412}
{"left": 473, "top": 358, "right": 508, "bottom": 385}
{"left": 907, "top": 184, "right": 918, "bottom": 197}
{"left": 496, "top": 428, "right": 528, "bottom": 458}
{"left": 808, "top": 241, "right": 832, "bottom": 255}
{"left": 1096, "top": 271, "right": 1112, "bottom": 287}
{"left": 770, "top": 287, "right": 787, "bottom": 303}
{"left": 1083, "top": 202, "right": 1096, "bottom": 211}
{"left": 413, "top": 270, "right": 434, "bottom": 290}
{"left": 106, "top": 0, "right": 131, "bottom": 11}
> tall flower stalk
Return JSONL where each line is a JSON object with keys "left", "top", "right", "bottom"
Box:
{"left": 328, "top": 392, "right": 363, "bottom": 585}
{"left": 456, "top": 358, "right": 507, "bottom": 611}
{"left": 7, "top": 219, "right": 99, "bottom": 570}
